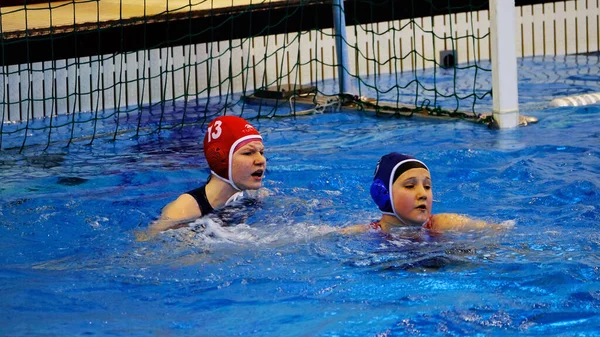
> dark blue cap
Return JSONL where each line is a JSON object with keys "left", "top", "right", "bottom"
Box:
{"left": 370, "top": 152, "right": 429, "bottom": 215}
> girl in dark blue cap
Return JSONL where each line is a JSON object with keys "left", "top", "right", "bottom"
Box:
{"left": 342, "top": 152, "right": 507, "bottom": 234}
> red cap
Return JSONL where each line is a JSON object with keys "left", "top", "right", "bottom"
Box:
{"left": 203, "top": 116, "right": 262, "bottom": 187}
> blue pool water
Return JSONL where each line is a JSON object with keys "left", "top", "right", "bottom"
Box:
{"left": 1, "top": 55, "right": 600, "bottom": 336}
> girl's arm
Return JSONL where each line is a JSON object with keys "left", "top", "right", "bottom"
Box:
{"left": 428, "top": 213, "right": 513, "bottom": 231}
{"left": 136, "top": 194, "right": 202, "bottom": 241}
{"left": 339, "top": 224, "right": 371, "bottom": 234}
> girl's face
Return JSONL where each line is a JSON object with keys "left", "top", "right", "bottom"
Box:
{"left": 392, "top": 167, "right": 433, "bottom": 226}
{"left": 231, "top": 141, "right": 266, "bottom": 190}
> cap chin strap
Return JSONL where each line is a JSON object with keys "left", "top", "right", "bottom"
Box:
{"left": 208, "top": 171, "right": 244, "bottom": 207}
{"left": 211, "top": 170, "right": 242, "bottom": 191}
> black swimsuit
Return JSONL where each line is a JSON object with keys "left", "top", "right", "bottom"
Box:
{"left": 185, "top": 185, "right": 214, "bottom": 215}
{"left": 185, "top": 185, "right": 257, "bottom": 226}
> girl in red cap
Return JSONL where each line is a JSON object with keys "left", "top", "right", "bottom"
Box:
{"left": 141, "top": 116, "right": 266, "bottom": 239}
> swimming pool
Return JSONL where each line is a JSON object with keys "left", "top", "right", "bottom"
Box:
{"left": 1, "top": 54, "right": 600, "bottom": 336}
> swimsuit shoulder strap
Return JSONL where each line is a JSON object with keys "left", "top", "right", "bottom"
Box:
{"left": 369, "top": 221, "right": 382, "bottom": 231}
{"left": 422, "top": 215, "right": 434, "bottom": 229}
{"left": 185, "top": 185, "right": 214, "bottom": 216}
{"left": 225, "top": 191, "right": 244, "bottom": 205}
